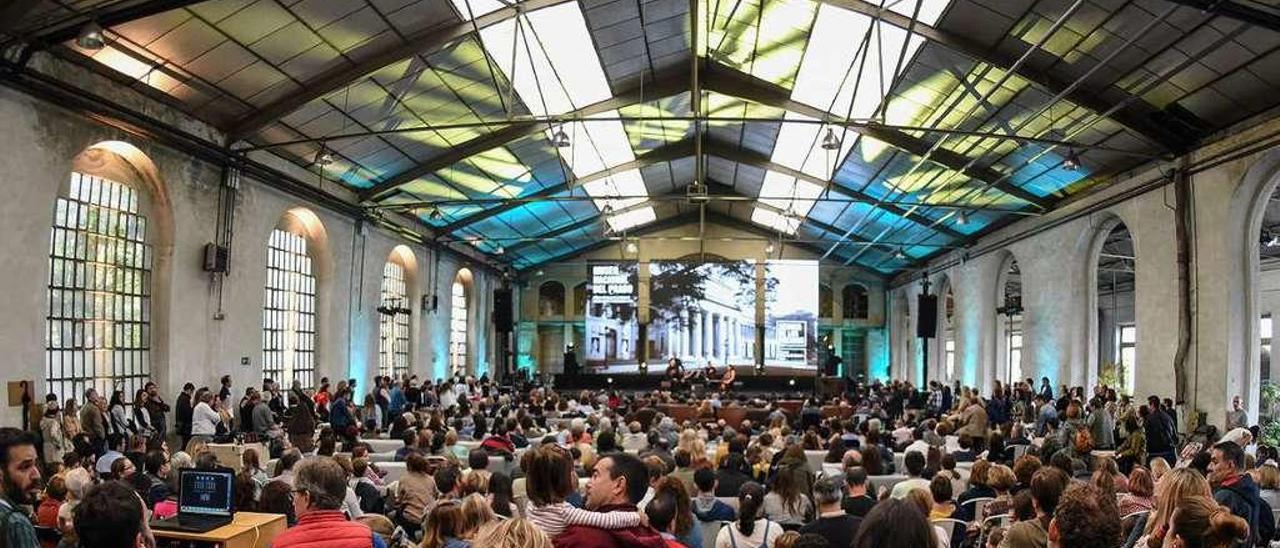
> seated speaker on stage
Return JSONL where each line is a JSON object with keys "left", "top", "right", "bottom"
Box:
{"left": 719, "top": 366, "right": 737, "bottom": 391}
{"left": 664, "top": 357, "right": 685, "bottom": 388}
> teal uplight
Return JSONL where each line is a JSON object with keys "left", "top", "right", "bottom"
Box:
{"left": 867, "top": 328, "right": 890, "bottom": 381}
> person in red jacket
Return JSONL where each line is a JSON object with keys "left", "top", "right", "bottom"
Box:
{"left": 274, "top": 457, "right": 386, "bottom": 548}
{"left": 554, "top": 452, "right": 667, "bottom": 548}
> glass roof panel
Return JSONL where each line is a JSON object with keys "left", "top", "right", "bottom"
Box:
{"left": 701, "top": 0, "right": 819, "bottom": 89}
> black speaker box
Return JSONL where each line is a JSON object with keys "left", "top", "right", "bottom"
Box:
{"left": 916, "top": 294, "right": 938, "bottom": 338}
{"left": 493, "top": 289, "right": 513, "bottom": 333}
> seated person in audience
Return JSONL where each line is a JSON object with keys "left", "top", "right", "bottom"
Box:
{"left": 799, "top": 476, "right": 861, "bottom": 548}
{"left": 467, "top": 449, "right": 492, "bottom": 481}
{"left": 691, "top": 468, "right": 736, "bottom": 522}
{"left": 472, "top": 518, "right": 554, "bottom": 548}
{"left": 481, "top": 423, "right": 516, "bottom": 457}
{"left": 841, "top": 467, "right": 876, "bottom": 518}
{"left": 905, "top": 488, "right": 952, "bottom": 548}
{"left": 351, "top": 458, "right": 385, "bottom": 515}
{"left": 275, "top": 449, "right": 302, "bottom": 486}
{"left": 763, "top": 465, "right": 814, "bottom": 529}
{"left": 554, "top": 451, "right": 664, "bottom": 548}
{"left": 74, "top": 481, "right": 154, "bottom": 548}
{"left": 890, "top": 451, "right": 931, "bottom": 499}
{"left": 622, "top": 422, "right": 649, "bottom": 452}
{"left": 952, "top": 436, "right": 978, "bottom": 463}
{"left": 930, "top": 475, "right": 955, "bottom": 519}
{"left": 1158, "top": 495, "right": 1249, "bottom": 548}
{"left": 645, "top": 476, "right": 701, "bottom": 548}
{"left": 58, "top": 467, "right": 92, "bottom": 546}
{"left": 851, "top": 498, "right": 934, "bottom": 548}
{"left": 259, "top": 480, "right": 297, "bottom": 526}
{"left": 273, "top": 457, "right": 384, "bottom": 548}
{"left": 715, "top": 482, "right": 782, "bottom": 548}
{"left": 999, "top": 467, "right": 1069, "bottom": 548}
{"left": 420, "top": 499, "right": 469, "bottom": 548}
{"left": 1046, "top": 483, "right": 1121, "bottom": 548}
{"left": 138, "top": 450, "right": 170, "bottom": 509}
{"left": 715, "top": 454, "right": 753, "bottom": 498}
{"left": 393, "top": 430, "right": 417, "bottom": 462}
{"left": 1208, "top": 440, "right": 1270, "bottom": 544}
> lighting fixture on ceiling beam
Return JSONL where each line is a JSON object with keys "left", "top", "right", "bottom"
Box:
{"left": 428, "top": 207, "right": 443, "bottom": 221}
{"left": 625, "top": 240, "right": 638, "bottom": 255}
{"left": 956, "top": 211, "right": 969, "bottom": 225}
{"left": 76, "top": 21, "right": 106, "bottom": 50}
{"left": 495, "top": 246, "right": 505, "bottom": 255}
{"left": 551, "top": 127, "right": 571, "bottom": 148}
{"left": 821, "top": 127, "right": 841, "bottom": 151}
{"left": 765, "top": 241, "right": 776, "bottom": 255}
{"left": 1062, "top": 149, "right": 1081, "bottom": 171}
{"left": 314, "top": 143, "right": 334, "bottom": 167}
{"left": 894, "top": 248, "right": 907, "bottom": 260}
{"left": 687, "top": 180, "right": 709, "bottom": 204}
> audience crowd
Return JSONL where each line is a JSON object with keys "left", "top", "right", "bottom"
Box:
{"left": 0, "top": 373, "right": 1274, "bottom": 548}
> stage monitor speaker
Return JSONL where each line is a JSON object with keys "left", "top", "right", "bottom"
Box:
{"left": 917, "top": 294, "right": 938, "bottom": 338}
{"left": 493, "top": 289, "right": 513, "bottom": 333}
{"left": 823, "top": 355, "right": 842, "bottom": 376}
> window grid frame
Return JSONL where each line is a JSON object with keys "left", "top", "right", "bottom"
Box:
{"left": 262, "top": 229, "right": 317, "bottom": 390}
{"left": 379, "top": 261, "right": 410, "bottom": 380}
{"left": 450, "top": 280, "right": 468, "bottom": 374}
{"left": 46, "top": 172, "right": 152, "bottom": 404}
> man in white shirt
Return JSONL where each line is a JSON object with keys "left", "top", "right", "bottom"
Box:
{"left": 890, "top": 451, "right": 931, "bottom": 499}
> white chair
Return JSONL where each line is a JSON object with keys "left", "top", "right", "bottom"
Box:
{"left": 932, "top": 518, "right": 968, "bottom": 544}
{"left": 976, "top": 514, "right": 1011, "bottom": 547}
{"left": 804, "top": 450, "right": 825, "bottom": 473}
{"left": 699, "top": 521, "right": 726, "bottom": 548}
{"left": 369, "top": 451, "right": 396, "bottom": 463}
{"left": 868, "top": 474, "right": 909, "bottom": 495}
{"left": 961, "top": 497, "right": 996, "bottom": 520}
{"left": 360, "top": 439, "right": 404, "bottom": 453}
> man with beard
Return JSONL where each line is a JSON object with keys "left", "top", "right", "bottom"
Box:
{"left": 0, "top": 427, "right": 42, "bottom": 548}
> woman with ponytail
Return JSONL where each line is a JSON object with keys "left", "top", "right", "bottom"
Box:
{"left": 715, "top": 482, "right": 782, "bottom": 548}
{"left": 1163, "top": 497, "right": 1249, "bottom": 548}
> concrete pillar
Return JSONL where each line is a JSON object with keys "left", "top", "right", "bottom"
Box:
{"left": 691, "top": 310, "right": 702, "bottom": 360}
{"left": 701, "top": 310, "right": 711, "bottom": 363}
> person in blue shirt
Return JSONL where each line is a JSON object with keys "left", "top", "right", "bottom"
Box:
{"left": 691, "top": 469, "right": 736, "bottom": 522}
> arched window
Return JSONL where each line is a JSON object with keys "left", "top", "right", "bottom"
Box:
{"left": 842, "top": 285, "right": 868, "bottom": 320}
{"left": 263, "top": 228, "right": 317, "bottom": 389}
{"left": 450, "top": 268, "right": 472, "bottom": 375}
{"left": 46, "top": 172, "right": 152, "bottom": 403}
{"left": 379, "top": 259, "right": 410, "bottom": 380}
{"left": 942, "top": 283, "right": 956, "bottom": 382}
{"left": 996, "top": 256, "right": 1023, "bottom": 385}
{"left": 1094, "top": 221, "right": 1136, "bottom": 395}
{"left": 819, "top": 284, "right": 833, "bottom": 318}
{"left": 539, "top": 281, "right": 566, "bottom": 317}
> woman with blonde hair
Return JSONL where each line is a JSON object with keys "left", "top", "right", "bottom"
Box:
{"left": 1252, "top": 461, "right": 1280, "bottom": 511}
{"left": 460, "top": 493, "right": 496, "bottom": 540}
{"left": 1160, "top": 496, "right": 1249, "bottom": 548}
{"left": 1139, "top": 467, "right": 1212, "bottom": 548}
{"left": 678, "top": 428, "right": 710, "bottom": 469}
{"left": 471, "top": 518, "right": 552, "bottom": 548}
{"left": 421, "top": 500, "right": 470, "bottom": 548}
{"left": 1148, "top": 457, "right": 1171, "bottom": 484}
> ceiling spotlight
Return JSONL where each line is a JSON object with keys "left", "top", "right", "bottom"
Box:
{"left": 428, "top": 208, "right": 443, "bottom": 221}
{"left": 1062, "top": 149, "right": 1081, "bottom": 171}
{"left": 821, "top": 127, "right": 841, "bottom": 150}
{"left": 551, "top": 127, "right": 571, "bottom": 148}
{"left": 601, "top": 203, "right": 614, "bottom": 216}
{"left": 495, "top": 246, "right": 505, "bottom": 255}
{"left": 535, "top": 269, "right": 545, "bottom": 277}
{"left": 956, "top": 211, "right": 969, "bottom": 225}
{"left": 894, "top": 248, "right": 908, "bottom": 260}
{"left": 765, "top": 242, "right": 776, "bottom": 254}
{"left": 314, "top": 144, "right": 334, "bottom": 166}
{"left": 76, "top": 21, "right": 106, "bottom": 50}
{"left": 625, "top": 241, "right": 638, "bottom": 255}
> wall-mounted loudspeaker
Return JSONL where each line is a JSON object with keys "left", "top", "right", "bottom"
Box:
{"left": 916, "top": 294, "right": 938, "bottom": 338}
{"left": 203, "top": 243, "right": 229, "bottom": 273}
{"left": 494, "top": 289, "right": 513, "bottom": 333}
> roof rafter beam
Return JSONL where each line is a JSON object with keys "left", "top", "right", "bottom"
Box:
{"left": 359, "top": 65, "right": 690, "bottom": 203}
{"left": 699, "top": 140, "right": 966, "bottom": 239}
{"left": 226, "top": 0, "right": 578, "bottom": 139}
{"left": 699, "top": 62, "right": 1054, "bottom": 210}
{"left": 429, "top": 137, "right": 695, "bottom": 234}
{"left": 822, "top": 0, "right": 1199, "bottom": 151}
{"left": 12, "top": 0, "right": 209, "bottom": 48}
{"left": 1159, "top": 0, "right": 1280, "bottom": 33}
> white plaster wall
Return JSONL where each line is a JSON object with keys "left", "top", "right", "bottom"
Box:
{"left": 0, "top": 72, "right": 501, "bottom": 425}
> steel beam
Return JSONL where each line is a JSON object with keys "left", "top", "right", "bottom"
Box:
{"left": 1160, "top": 0, "right": 1280, "bottom": 33}
{"left": 227, "top": 0, "right": 577, "bottom": 139}
{"left": 824, "top": 0, "right": 1202, "bottom": 151}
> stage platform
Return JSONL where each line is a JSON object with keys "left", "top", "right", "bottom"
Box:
{"left": 551, "top": 368, "right": 847, "bottom": 396}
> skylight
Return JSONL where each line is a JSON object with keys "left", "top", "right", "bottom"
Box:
{"left": 751, "top": 2, "right": 927, "bottom": 235}
{"left": 472, "top": 2, "right": 656, "bottom": 234}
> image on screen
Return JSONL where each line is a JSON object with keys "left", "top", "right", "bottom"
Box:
{"left": 180, "top": 470, "right": 232, "bottom": 516}
{"left": 763, "top": 260, "right": 819, "bottom": 372}
{"left": 645, "top": 260, "right": 756, "bottom": 373}
{"left": 584, "top": 262, "right": 639, "bottom": 370}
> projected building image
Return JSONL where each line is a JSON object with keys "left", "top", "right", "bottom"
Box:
{"left": 647, "top": 261, "right": 756, "bottom": 371}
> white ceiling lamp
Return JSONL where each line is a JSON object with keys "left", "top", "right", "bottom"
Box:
{"left": 314, "top": 142, "right": 334, "bottom": 167}
{"left": 1062, "top": 149, "right": 1082, "bottom": 171}
{"left": 76, "top": 21, "right": 106, "bottom": 50}
{"left": 495, "top": 246, "right": 505, "bottom": 255}
{"left": 765, "top": 241, "right": 776, "bottom": 255}
{"left": 551, "top": 127, "right": 571, "bottom": 148}
{"left": 428, "top": 207, "right": 443, "bottom": 221}
{"left": 956, "top": 211, "right": 969, "bottom": 225}
{"left": 893, "top": 248, "right": 908, "bottom": 260}
{"left": 625, "top": 240, "right": 638, "bottom": 255}
{"left": 821, "top": 127, "right": 841, "bottom": 150}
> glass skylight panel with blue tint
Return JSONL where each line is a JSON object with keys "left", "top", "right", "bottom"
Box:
{"left": 470, "top": 2, "right": 656, "bottom": 234}
{"left": 750, "top": 2, "right": 928, "bottom": 235}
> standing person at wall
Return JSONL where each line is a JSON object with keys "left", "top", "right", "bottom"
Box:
{"left": 144, "top": 382, "right": 170, "bottom": 439}
{"left": 175, "top": 383, "right": 194, "bottom": 450}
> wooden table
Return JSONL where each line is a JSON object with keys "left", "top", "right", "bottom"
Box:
{"left": 152, "top": 512, "right": 285, "bottom": 548}
{"left": 206, "top": 443, "right": 267, "bottom": 472}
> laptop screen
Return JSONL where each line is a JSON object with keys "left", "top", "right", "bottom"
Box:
{"left": 179, "top": 469, "right": 234, "bottom": 517}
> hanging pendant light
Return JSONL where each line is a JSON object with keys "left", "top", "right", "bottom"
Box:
{"left": 551, "top": 127, "right": 571, "bottom": 148}
{"left": 1062, "top": 149, "right": 1081, "bottom": 171}
{"left": 76, "top": 21, "right": 106, "bottom": 50}
{"left": 821, "top": 127, "right": 841, "bottom": 150}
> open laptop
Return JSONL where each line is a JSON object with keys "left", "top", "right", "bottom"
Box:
{"left": 150, "top": 467, "right": 235, "bottom": 533}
